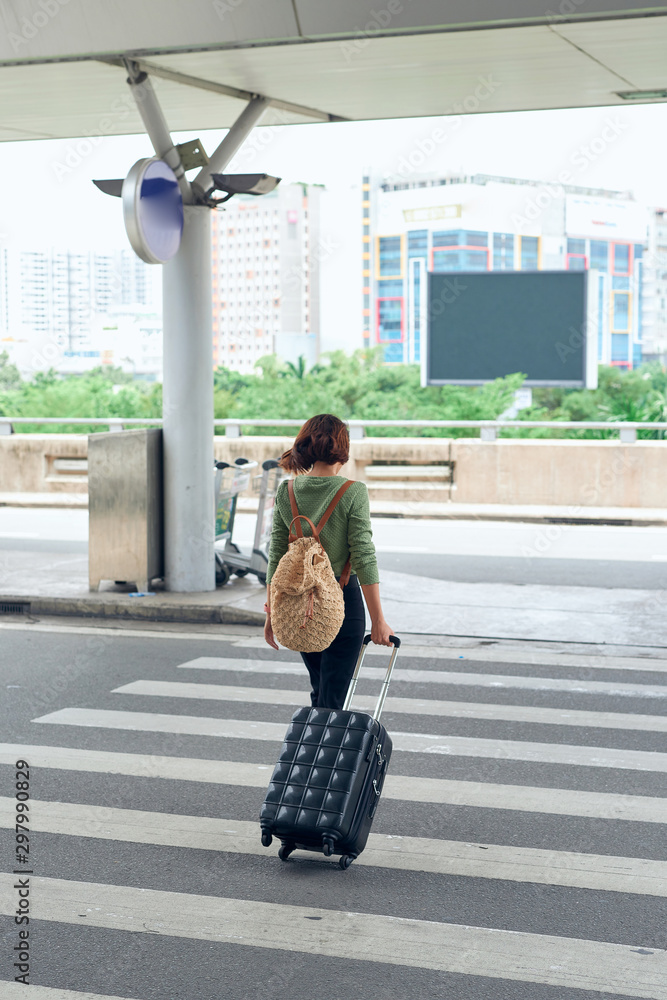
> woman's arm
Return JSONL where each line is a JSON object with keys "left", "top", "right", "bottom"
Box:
{"left": 347, "top": 484, "right": 394, "bottom": 646}
{"left": 264, "top": 481, "right": 289, "bottom": 650}
{"left": 360, "top": 582, "right": 394, "bottom": 646}
{"left": 264, "top": 582, "right": 279, "bottom": 651}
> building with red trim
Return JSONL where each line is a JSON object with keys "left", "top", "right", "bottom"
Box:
{"left": 363, "top": 173, "right": 653, "bottom": 370}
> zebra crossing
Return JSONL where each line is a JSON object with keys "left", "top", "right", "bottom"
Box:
{"left": 1, "top": 795, "right": 666, "bottom": 894}
{"left": 28, "top": 705, "right": 667, "bottom": 770}
{"left": 1, "top": 622, "right": 666, "bottom": 999}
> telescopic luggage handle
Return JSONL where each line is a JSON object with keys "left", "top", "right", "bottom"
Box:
{"left": 343, "top": 633, "right": 401, "bottom": 722}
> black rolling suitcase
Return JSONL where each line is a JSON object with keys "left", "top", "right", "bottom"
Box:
{"left": 259, "top": 634, "right": 400, "bottom": 869}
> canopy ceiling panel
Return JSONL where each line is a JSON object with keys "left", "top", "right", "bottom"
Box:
{"left": 1, "top": 0, "right": 666, "bottom": 61}
{"left": 0, "top": 60, "right": 324, "bottom": 143}
{"left": 293, "top": 0, "right": 667, "bottom": 35}
{"left": 0, "top": 0, "right": 301, "bottom": 63}
{"left": 0, "top": 0, "right": 666, "bottom": 142}
{"left": 553, "top": 16, "right": 667, "bottom": 88}
{"left": 147, "top": 24, "right": 649, "bottom": 122}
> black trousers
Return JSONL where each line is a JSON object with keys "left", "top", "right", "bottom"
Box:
{"left": 300, "top": 574, "right": 366, "bottom": 710}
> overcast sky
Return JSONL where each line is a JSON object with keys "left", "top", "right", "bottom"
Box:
{"left": 2, "top": 100, "right": 665, "bottom": 250}
{"left": 1, "top": 100, "right": 665, "bottom": 352}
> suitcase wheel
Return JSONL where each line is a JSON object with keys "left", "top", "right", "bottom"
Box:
{"left": 339, "top": 854, "right": 354, "bottom": 870}
{"left": 322, "top": 836, "right": 335, "bottom": 857}
{"left": 278, "top": 842, "right": 295, "bottom": 862}
{"left": 261, "top": 829, "right": 273, "bottom": 848}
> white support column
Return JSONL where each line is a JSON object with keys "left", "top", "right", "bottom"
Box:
{"left": 162, "top": 205, "right": 215, "bottom": 591}
{"left": 124, "top": 66, "right": 270, "bottom": 592}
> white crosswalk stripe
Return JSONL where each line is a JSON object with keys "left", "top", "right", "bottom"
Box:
{"left": 4, "top": 618, "right": 667, "bottom": 672}
{"left": 112, "top": 678, "right": 667, "bottom": 731}
{"left": 1, "top": 796, "right": 665, "bottom": 896}
{"left": 32, "top": 706, "right": 667, "bottom": 771}
{"left": 1, "top": 986, "right": 138, "bottom": 1000}
{"left": 236, "top": 635, "right": 667, "bottom": 673}
{"left": 2, "top": 743, "right": 664, "bottom": 823}
{"left": 1, "top": 874, "right": 665, "bottom": 997}
{"left": 6, "top": 625, "right": 667, "bottom": 998}
{"left": 177, "top": 655, "right": 667, "bottom": 697}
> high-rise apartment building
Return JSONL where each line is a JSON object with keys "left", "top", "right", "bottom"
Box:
{"left": 642, "top": 209, "right": 667, "bottom": 363}
{"left": 0, "top": 248, "right": 156, "bottom": 374}
{"left": 211, "top": 182, "right": 321, "bottom": 373}
{"left": 364, "top": 172, "right": 650, "bottom": 370}
{"left": 0, "top": 247, "right": 9, "bottom": 343}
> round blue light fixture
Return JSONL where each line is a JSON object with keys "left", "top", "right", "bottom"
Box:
{"left": 122, "top": 157, "right": 184, "bottom": 265}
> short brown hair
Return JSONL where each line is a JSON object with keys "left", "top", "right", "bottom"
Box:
{"left": 279, "top": 414, "right": 350, "bottom": 473}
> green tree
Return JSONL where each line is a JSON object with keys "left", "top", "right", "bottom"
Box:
{"left": 0, "top": 351, "right": 21, "bottom": 392}
{"left": 282, "top": 355, "right": 309, "bottom": 380}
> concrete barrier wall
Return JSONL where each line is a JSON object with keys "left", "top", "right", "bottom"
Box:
{"left": 449, "top": 438, "right": 666, "bottom": 508}
{"left": 1, "top": 433, "right": 665, "bottom": 508}
{"left": 0, "top": 434, "right": 89, "bottom": 494}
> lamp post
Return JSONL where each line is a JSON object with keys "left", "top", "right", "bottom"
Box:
{"left": 95, "top": 65, "right": 280, "bottom": 591}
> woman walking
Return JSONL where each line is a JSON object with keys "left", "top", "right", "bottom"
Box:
{"left": 264, "top": 413, "right": 394, "bottom": 709}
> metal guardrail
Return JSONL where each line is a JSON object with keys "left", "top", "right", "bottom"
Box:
{"left": 1, "top": 416, "right": 667, "bottom": 442}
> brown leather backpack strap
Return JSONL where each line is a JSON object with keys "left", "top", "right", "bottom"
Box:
{"left": 316, "top": 479, "right": 354, "bottom": 532}
{"left": 287, "top": 479, "right": 302, "bottom": 537}
{"left": 288, "top": 514, "right": 320, "bottom": 543}
{"left": 315, "top": 480, "right": 355, "bottom": 589}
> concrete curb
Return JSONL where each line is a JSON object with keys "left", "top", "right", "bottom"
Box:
{"left": 2, "top": 493, "right": 666, "bottom": 525}
{"left": 0, "top": 593, "right": 265, "bottom": 626}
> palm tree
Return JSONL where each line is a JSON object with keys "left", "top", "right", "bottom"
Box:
{"left": 283, "top": 355, "right": 309, "bottom": 380}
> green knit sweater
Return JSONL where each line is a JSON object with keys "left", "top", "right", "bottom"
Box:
{"left": 266, "top": 475, "right": 380, "bottom": 586}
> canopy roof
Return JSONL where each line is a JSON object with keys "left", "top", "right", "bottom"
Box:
{"left": 1, "top": 1, "right": 666, "bottom": 140}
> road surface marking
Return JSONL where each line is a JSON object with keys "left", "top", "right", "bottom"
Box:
{"left": 0, "top": 986, "right": 139, "bottom": 1000}
{"left": 2, "top": 620, "right": 667, "bottom": 672}
{"left": 31, "top": 708, "right": 667, "bottom": 771}
{"left": 112, "top": 679, "right": 667, "bottom": 731}
{"left": 1, "top": 743, "right": 664, "bottom": 822}
{"left": 0, "top": 874, "right": 664, "bottom": 996}
{"left": 1, "top": 796, "right": 665, "bottom": 895}
{"left": 177, "top": 657, "right": 667, "bottom": 696}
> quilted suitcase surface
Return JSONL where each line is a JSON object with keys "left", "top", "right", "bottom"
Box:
{"left": 259, "top": 635, "right": 399, "bottom": 869}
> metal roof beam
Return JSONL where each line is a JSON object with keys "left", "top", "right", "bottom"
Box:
{"left": 97, "top": 56, "right": 347, "bottom": 123}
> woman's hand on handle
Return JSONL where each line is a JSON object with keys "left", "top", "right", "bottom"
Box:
{"left": 360, "top": 583, "right": 394, "bottom": 647}
{"left": 371, "top": 617, "right": 394, "bottom": 647}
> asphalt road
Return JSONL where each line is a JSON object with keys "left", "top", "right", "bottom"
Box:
{"left": 1, "top": 507, "right": 666, "bottom": 589}
{"left": 0, "top": 618, "right": 666, "bottom": 999}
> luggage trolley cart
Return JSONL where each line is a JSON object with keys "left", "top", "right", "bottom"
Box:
{"left": 214, "top": 457, "right": 257, "bottom": 587}
{"left": 215, "top": 457, "right": 288, "bottom": 587}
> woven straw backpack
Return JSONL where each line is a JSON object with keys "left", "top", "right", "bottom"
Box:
{"left": 270, "top": 479, "right": 353, "bottom": 653}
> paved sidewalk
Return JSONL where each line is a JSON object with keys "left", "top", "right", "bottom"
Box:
{"left": 2, "top": 543, "right": 666, "bottom": 649}
{"left": 1, "top": 491, "right": 666, "bottom": 525}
